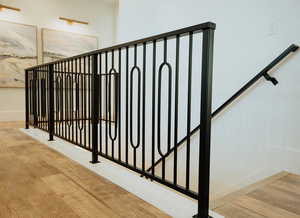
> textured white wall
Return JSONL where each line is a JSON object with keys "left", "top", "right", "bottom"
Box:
{"left": 0, "top": 0, "right": 117, "bottom": 121}
{"left": 116, "top": 0, "right": 300, "bottom": 199}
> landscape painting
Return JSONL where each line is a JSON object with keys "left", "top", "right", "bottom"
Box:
{"left": 42, "top": 29, "right": 98, "bottom": 63}
{"left": 0, "top": 20, "right": 37, "bottom": 88}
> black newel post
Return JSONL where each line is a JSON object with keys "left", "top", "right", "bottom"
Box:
{"left": 195, "top": 26, "right": 215, "bottom": 218}
{"left": 48, "top": 64, "right": 55, "bottom": 141}
{"left": 91, "top": 54, "right": 100, "bottom": 164}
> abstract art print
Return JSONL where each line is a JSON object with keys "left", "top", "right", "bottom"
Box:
{"left": 42, "top": 28, "right": 98, "bottom": 63}
{"left": 0, "top": 20, "right": 37, "bottom": 87}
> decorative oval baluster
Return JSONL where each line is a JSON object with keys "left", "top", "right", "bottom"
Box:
{"left": 157, "top": 62, "right": 172, "bottom": 157}
{"left": 66, "top": 74, "right": 72, "bottom": 127}
{"left": 108, "top": 68, "right": 118, "bottom": 141}
{"left": 129, "top": 65, "right": 141, "bottom": 149}
{"left": 78, "top": 74, "right": 85, "bottom": 131}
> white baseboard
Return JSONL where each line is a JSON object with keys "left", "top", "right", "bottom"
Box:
{"left": 0, "top": 111, "right": 24, "bottom": 121}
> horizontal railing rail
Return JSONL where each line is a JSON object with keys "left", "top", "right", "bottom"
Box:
{"left": 144, "top": 43, "right": 299, "bottom": 175}
{"left": 25, "top": 22, "right": 216, "bottom": 218}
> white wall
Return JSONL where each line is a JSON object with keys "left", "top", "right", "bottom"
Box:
{"left": 0, "top": 0, "right": 117, "bottom": 121}
{"left": 116, "top": 0, "right": 300, "bottom": 199}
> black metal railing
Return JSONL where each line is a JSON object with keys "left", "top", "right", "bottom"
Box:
{"left": 25, "top": 22, "right": 216, "bottom": 218}
{"left": 144, "top": 44, "right": 299, "bottom": 175}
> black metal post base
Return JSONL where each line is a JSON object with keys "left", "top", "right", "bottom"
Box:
{"left": 140, "top": 174, "right": 153, "bottom": 181}
{"left": 89, "top": 160, "right": 100, "bottom": 164}
{"left": 193, "top": 215, "right": 213, "bottom": 218}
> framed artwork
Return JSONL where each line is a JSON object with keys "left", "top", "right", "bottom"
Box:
{"left": 0, "top": 20, "right": 37, "bottom": 88}
{"left": 42, "top": 28, "right": 98, "bottom": 63}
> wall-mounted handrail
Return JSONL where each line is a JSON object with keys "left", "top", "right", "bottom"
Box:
{"left": 144, "top": 44, "right": 299, "bottom": 174}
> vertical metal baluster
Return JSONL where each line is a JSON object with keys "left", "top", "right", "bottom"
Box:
{"left": 111, "top": 50, "right": 114, "bottom": 159}
{"left": 37, "top": 68, "right": 41, "bottom": 128}
{"left": 174, "top": 35, "right": 180, "bottom": 185}
{"left": 99, "top": 53, "right": 102, "bottom": 153}
{"left": 83, "top": 57, "right": 87, "bottom": 148}
{"left": 59, "top": 63, "right": 61, "bottom": 137}
{"left": 44, "top": 67, "right": 47, "bottom": 130}
{"left": 114, "top": 56, "right": 118, "bottom": 157}
{"left": 118, "top": 48, "right": 121, "bottom": 161}
{"left": 186, "top": 32, "right": 193, "bottom": 190}
{"left": 58, "top": 63, "right": 61, "bottom": 135}
{"left": 151, "top": 40, "right": 156, "bottom": 176}
{"left": 64, "top": 61, "right": 67, "bottom": 139}
{"left": 80, "top": 58, "right": 83, "bottom": 146}
{"left": 75, "top": 59, "right": 78, "bottom": 145}
{"left": 44, "top": 67, "right": 46, "bottom": 130}
{"left": 60, "top": 62, "right": 64, "bottom": 137}
{"left": 142, "top": 43, "right": 146, "bottom": 171}
{"left": 58, "top": 63, "right": 60, "bottom": 135}
{"left": 43, "top": 67, "right": 45, "bottom": 129}
{"left": 44, "top": 67, "right": 47, "bottom": 129}
{"left": 167, "top": 39, "right": 172, "bottom": 181}
{"left": 37, "top": 68, "right": 40, "bottom": 128}
{"left": 125, "top": 46, "right": 129, "bottom": 164}
{"left": 68, "top": 61, "right": 70, "bottom": 139}
{"left": 33, "top": 69, "right": 37, "bottom": 127}
{"left": 137, "top": 45, "right": 141, "bottom": 169}
{"left": 40, "top": 67, "right": 43, "bottom": 129}
{"left": 71, "top": 60, "right": 74, "bottom": 142}
{"left": 28, "top": 72, "right": 32, "bottom": 126}
{"left": 55, "top": 64, "right": 59, "bottom": 135}
{"left": 40, "top": 68, "right": 43, "bottom": 128}
{"left": 41, "top": 67, "right": 44, "bottom": 129}
{"left": 30, "top": 72, "right": 33, "bottom": 125}
{"left": 57, "top": 63, "right": 60, "bottom": 136}
{"left": 105, "top": 51, "right": 108, "bottom": 156}
{"left": 42, "top": 67, "right": 45, "bottom": 129}
{"left": 61, "top": 62, "right": 64, "bottom": 138}
{"left": 46, "top": 67, "right": 48, "bottom": 130}
{"left": 88, "top": 56, "right": 91, "bottom": 149}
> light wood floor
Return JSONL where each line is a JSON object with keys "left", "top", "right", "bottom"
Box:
{"left": 212, "top": 172, "right": 300, "bottom": 218}
{"left": 0, "top": 122, "right": 170, "bottom": 218}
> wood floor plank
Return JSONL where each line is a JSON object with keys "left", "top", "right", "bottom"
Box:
{"left": 233, "top": 196, "right": 299, "bottom": 218}
{"left": 213, "top": 172, "right": 300, "bottom": 217}
{"left": 215, "top": 203, "right": 266, "bottom": 218}
{"left": 248, "top": 183, "right": 300, "bottom": 215}
{"left": 271, "top": 180, "right": 300, "bottom": 195}
{"left": 0, "top": 122, "right": 170, "bottom": 218}
{"left": 282, "top": 174, "right": 300, "bottom": 186}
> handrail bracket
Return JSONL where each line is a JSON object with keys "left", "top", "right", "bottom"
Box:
{"left": 263, "top": 73, "right": 278, "bottom": 85}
